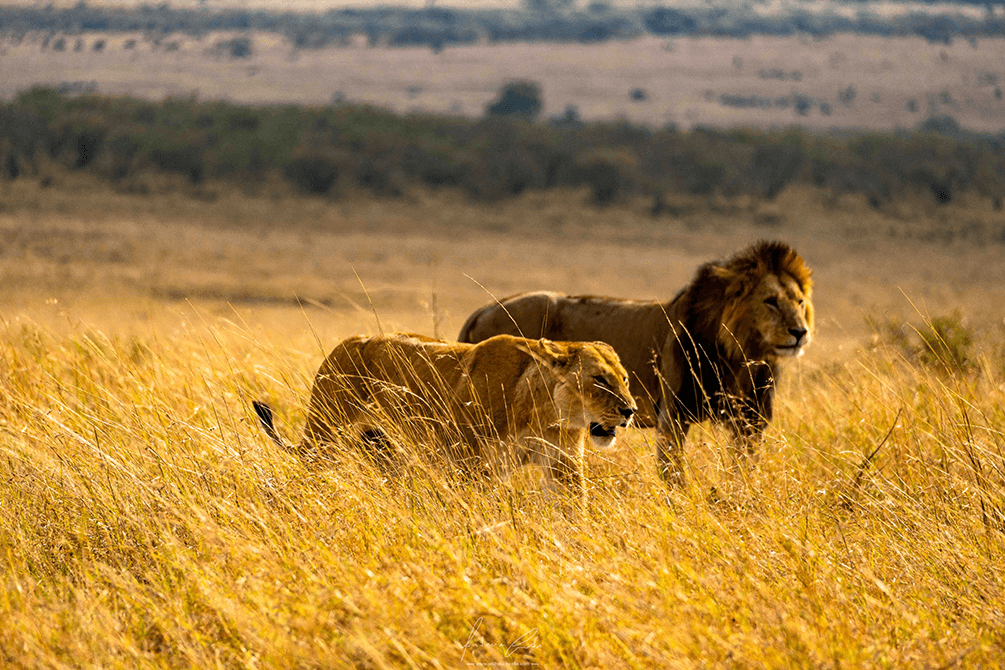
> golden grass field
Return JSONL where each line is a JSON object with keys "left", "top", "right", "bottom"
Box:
{"left": 2, "top": 173, "right": 1005, "bottom": 667}
{"left": 3, "top": 32, "right": 1004, "bottom": 131}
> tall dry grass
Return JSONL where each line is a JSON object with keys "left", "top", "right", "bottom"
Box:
{"left": 2, "top": 306, "right": 1004, "bottom": 667}
{"left": 2, "top": 173, "right": 1005, "bottom": 665}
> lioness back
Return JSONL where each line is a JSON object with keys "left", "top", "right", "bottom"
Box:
{"left": 302, "top": 333, "right": 467, "bottom": 446}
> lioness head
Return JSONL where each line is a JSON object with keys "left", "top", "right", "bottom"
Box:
{"left": 712, "top": 240, "right": 814, "bottom": 362}
{"left": 524, "top": 339, "right": 637, "bottom": 449}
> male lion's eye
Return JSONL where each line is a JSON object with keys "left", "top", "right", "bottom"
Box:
{"left": 592, "top": 375, "right": 610, "bottom": 388}
{"left": 764, "top": 297, "right": 779, "bottom": 308}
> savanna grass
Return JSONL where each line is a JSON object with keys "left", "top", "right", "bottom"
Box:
{"left": 1, "top": 314, "right": 1004, "bottom": 667}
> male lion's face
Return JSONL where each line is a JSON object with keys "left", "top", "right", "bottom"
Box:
{"left": 747, "top": 272, "right": 813, "bottom": 358}
{"left": 551, "top": 342, "right": 637, "bottom": 449}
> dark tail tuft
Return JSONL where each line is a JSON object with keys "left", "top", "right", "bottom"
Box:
{"left": 252, "top": 400, "right": 284, "bottom": 447}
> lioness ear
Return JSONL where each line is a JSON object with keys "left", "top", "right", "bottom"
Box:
{"left": 517, "top": 339, "right": 572, "bottom": 368}
{"left": 539, "top": 338, "right": 577, "bottom": 367}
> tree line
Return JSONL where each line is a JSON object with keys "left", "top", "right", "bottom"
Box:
{"left": 2, "top": 1, "right": 1005, "bottom": 48}
{"left": 1, "top": 86, "right": 1003, "bottom": 211}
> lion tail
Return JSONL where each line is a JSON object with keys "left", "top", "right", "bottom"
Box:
{"left": 252, "top": 400, "right": 288, "bottom": 449}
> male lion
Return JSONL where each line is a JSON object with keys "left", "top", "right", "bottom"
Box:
{"left": 458, "top": 240, "right": 813, "bottom": 486}
{"left": 252, "top": 333, "right": 636, "bottom": 496}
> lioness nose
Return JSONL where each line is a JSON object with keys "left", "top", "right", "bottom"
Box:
{"left": 789, "top": 327, "right": 808, "bottom": 343}
{"left": 619, "top": 407, "right": 635, "bottom": 419}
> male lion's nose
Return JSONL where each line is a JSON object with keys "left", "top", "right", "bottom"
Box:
{"left": 789, "top": 327, "right": 808, "bottom": 344}
{"left": 619, "top": 407, "right": 635, "bottom": 419}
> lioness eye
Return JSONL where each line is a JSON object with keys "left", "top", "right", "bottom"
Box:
{"left": 765, "top": 297, "right": 779, "bottom": 308}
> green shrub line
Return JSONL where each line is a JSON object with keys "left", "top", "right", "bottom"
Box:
{"left": 2, "top": 2, "right": 1004, "bottom": 46}
{"left": 1, "top": 86, "right": 1003, "bottom": 206}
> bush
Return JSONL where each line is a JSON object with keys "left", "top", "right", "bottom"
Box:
{"left": 572, "top": 147, "right": 639, "bottom": 205}
{"left": 99, "top": 133, "right": 139, "bottom": 180}
{"left": 400, "top": 141, "right": 469, "bottom": 189}
{"left": 919, "top": 311, "right": 974, "bottom": 373}
{"left": 682, "top": 160, "right": 726, "bottom": 196}
{"left": 354, "top": 156, "right": 403, "bottom": 196}
{"left": 486, "top": 81, "right": 543, "bottom": 120}
{"left": 919, "top": 115, "right": 963, "bottom": 136}
{"left": 53, "top": 113, "right": 109, "bottom": 169}
{"left": 148, "top": 137, "right": 206, "bottom": 184}
{"left": 750, "top": 144, "right": 803, "bottom": 200}
{"left": 283, "top": 147, "right": 349, "bottom": 194}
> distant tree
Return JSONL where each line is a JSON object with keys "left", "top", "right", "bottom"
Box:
{"left": 215, "top": 36, "right": 252, "bottom": 59}
{"left": 523, "top": 0, "right": 574, "bottom": 13}
{"left": 486, "top": 81, "right": 543, "bottom": 120}
{"left": 551, "top": 104, "right": 581, "bottom": 129}
{"left": 643, "top": 8, "right": 697, "bottom": 36}
{"left": 837, "top": 85, "right": 856, "bottom": 106}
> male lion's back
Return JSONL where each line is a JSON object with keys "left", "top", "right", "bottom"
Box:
{"left": 458, "top": 291, "right": 562, "bottom": 343}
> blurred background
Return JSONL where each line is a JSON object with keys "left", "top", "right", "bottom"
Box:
{"left": 0, "top": 0, "right": 1003, "bottom": 352}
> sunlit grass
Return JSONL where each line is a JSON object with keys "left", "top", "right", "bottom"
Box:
{"left": 2, "top": 311, "right": 1003, "bottom": 667}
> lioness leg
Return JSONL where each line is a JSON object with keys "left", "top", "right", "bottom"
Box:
{"left": 526, "top": 437, "right": 585, "bottom": 498}
{"left": 656, "top": 409, "right": 689, "bottom": 487}
{"left": 547, "top": 453, "right": 584, "bottom": 498}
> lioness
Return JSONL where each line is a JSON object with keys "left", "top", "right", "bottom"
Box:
{"left": 252, "top": 333, "right": 636, "bottom": 495}
{"left": 458, "top": 240, "right": 813, "bottom": 486}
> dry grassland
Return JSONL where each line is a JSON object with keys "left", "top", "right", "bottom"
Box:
{"left": 2, "top": 175, "right": 1005, "bottom": 667}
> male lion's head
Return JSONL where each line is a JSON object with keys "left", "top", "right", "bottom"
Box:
{"left": 699, "top": 240, "right": 814, "bottom": 362}
{"left": 523, "top": 339, "right": 637, "bottom": 449}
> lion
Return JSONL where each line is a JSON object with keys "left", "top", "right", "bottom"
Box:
{"left": 252, "top": 332, "right": 636, "bottom": 496}
{"left": 458, "top": 240, "right": 813, "bottom": 486}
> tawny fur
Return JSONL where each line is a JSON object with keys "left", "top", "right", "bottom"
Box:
{"left": 458, "top": 240, "right": 813, "bottom": 485}
{"left": 254, "top": 333, "right": 636, "bottom": 496}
